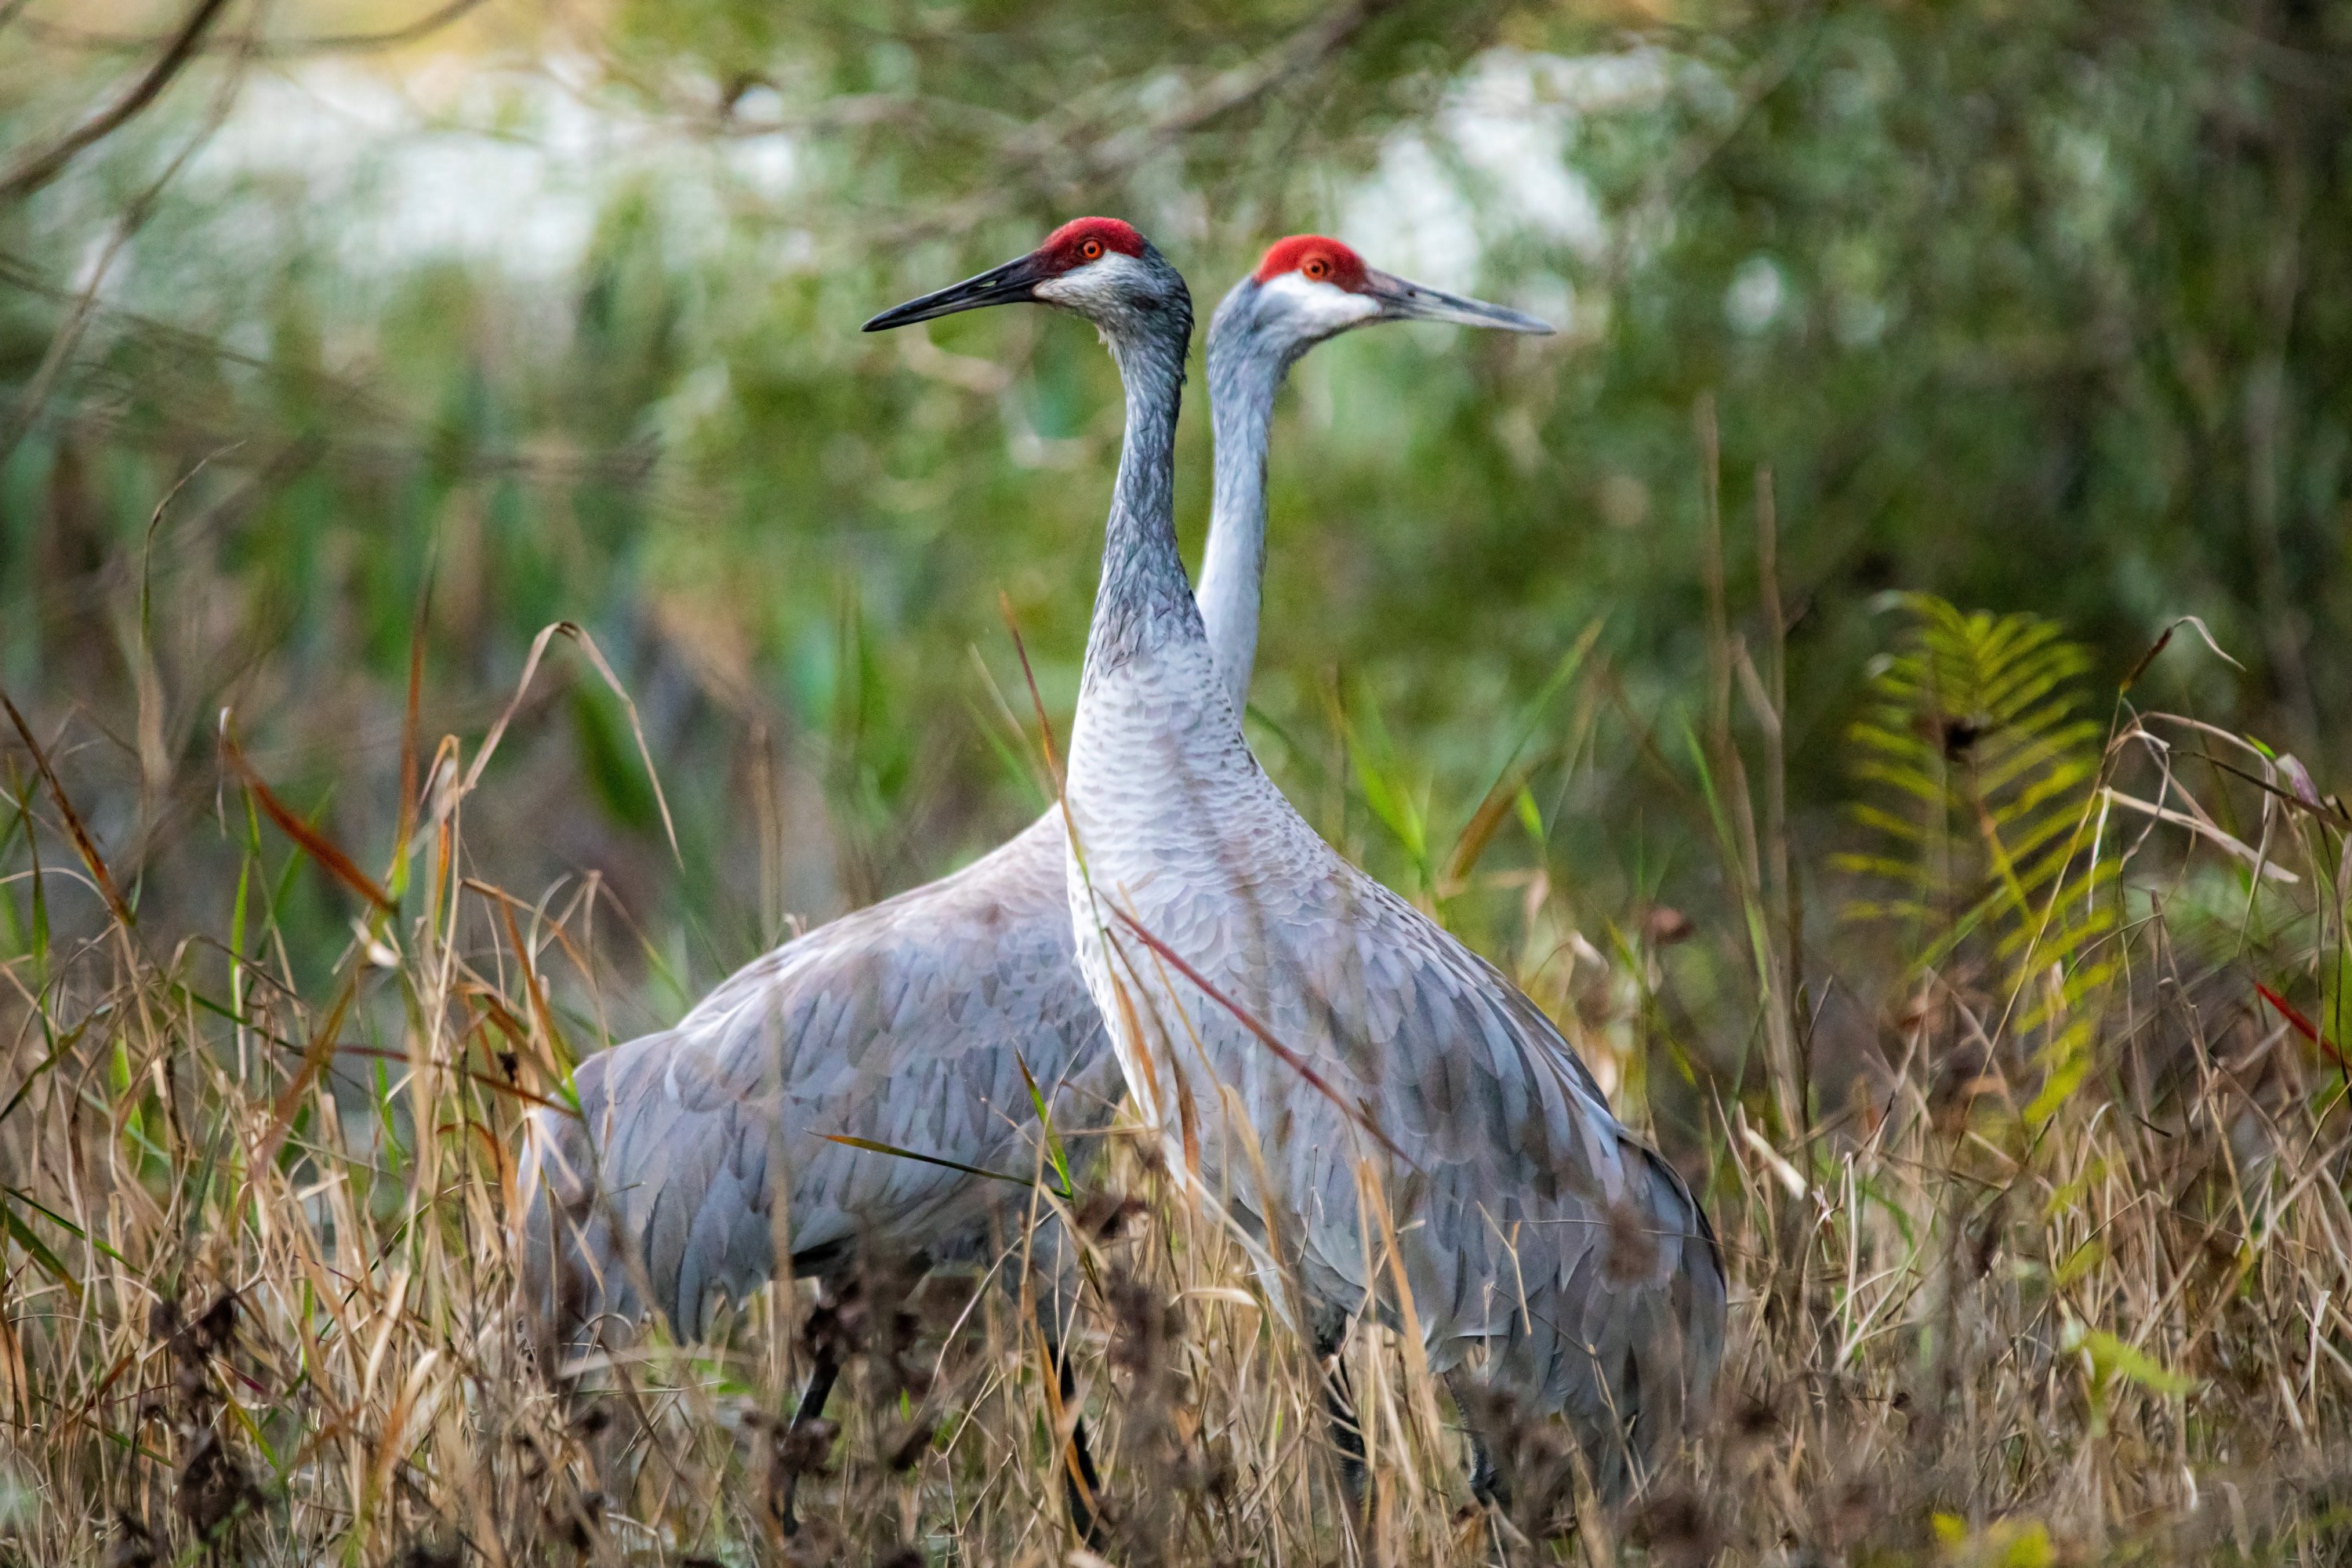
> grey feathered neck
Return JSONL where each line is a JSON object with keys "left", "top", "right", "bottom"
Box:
{"left": 1081, "top": 257, "right": 1200, "bottom": 689}
{"left": 1198, "top": 277, "right": 1310, "bottom": 713}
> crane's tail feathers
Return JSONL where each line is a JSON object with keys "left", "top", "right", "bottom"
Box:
{"left": 516, "top": 1096, "right": 637, "bottom": 1371}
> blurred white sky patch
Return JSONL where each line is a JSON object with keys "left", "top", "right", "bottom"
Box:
{"left": 169, "top": 41, "right": 1682, "bottom": 328}
{"left": 1344, "top": 133, "right": 1481, "bottom": 286}
{"left": 183, "top": 60, "right": 802, "bottom": 284}
{"left": 1342, "top": 46, "right": 1674, "bottom": 321}
{"left": 1725, "top": 254, "right": 1786, "bottom": 333}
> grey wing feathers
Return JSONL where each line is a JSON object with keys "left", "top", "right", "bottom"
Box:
{"left": 519, "top": 1029, "right": 780, "bottom": 1347}
{"left": 518, "top": 816, "right": 1118, "bottom": 1349}
{"left": 1258, "top": 866, "right": 1723, "bottom": 1486}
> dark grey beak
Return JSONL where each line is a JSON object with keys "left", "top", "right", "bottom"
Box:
{"left": 864, "top": 252, "right": 1049, "bottom": 332}
{"left": 1363, "top": 268, "right": 1553, "bottom": 333}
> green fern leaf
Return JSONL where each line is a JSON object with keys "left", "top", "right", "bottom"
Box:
{"left": 1841, "top": 593, "right": 2114, "bottom": 1040}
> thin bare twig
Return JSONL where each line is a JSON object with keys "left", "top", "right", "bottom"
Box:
{"left": 0, "top": 0, "right": 234, "bottom": 205}
{"left": 0, "top": 34, "right": 249, "bottom": 465}
{"left": 16, "top": 0, "right": 491, "bottom": 57}
{"left": 0, "top": 692, "right": 132, "bottom": 927}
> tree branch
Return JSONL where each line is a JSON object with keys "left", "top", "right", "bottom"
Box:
{"left": 0, "top": 0, "right": 234, "bottom": 205}
{"left": 17, "top": 0, "right": 492, "bottom": 60}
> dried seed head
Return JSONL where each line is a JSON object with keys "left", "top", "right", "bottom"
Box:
{"left": 1603, "top": 1199, "right": 1662, "bottom": 1284}
{"left": 887, "top": 1417, "right": 938, "bottom": 1472}
{"left": 778, "top": 1417, "right": 839, "bottom": 1474}
{"left": 1106, "top": 1271, "right": 1171, "bottom": 1379}
{"left": 1076, "top": 1191, "right": 1145, "bottom": 1240}
{"left": 102, "top": 1513, "right": 159, "bottom": 1568}
{"left": 172, "top": 1427, "right": 261, "bottom": 1537}
{"left": 185, "top": 1293, "right": 237, "bottom": 1358}
{"left": 1632, "top": 1490, "right": 1718, "bottom": 1568}
{"left": 542, "top": 1489, "right": 604, "bottom": 1552}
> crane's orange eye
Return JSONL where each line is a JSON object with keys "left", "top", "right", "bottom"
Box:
{"left": 1081, "top": 238, "right": 1104, "bottom": 260}
{"left": 1303, "top": 256, "right": 1329, "bottom": 280}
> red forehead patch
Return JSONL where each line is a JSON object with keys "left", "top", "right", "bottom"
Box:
{"left": 1254, "top": 234, "right": 1367, "bottom": 292}
{"left": 1040, "top": 217, "right": 1146, "bottom": 270}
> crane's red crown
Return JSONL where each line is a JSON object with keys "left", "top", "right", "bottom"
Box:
{"left": 1254, "top": 235, "right": 1368, "bottom": 292}
{"left": 1040, "top": 217, "right": 1147, "bottom": 271}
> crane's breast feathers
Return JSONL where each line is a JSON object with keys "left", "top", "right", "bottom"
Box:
{"left": 1073, "top": 828, "right": 1708, "bottom": 1348}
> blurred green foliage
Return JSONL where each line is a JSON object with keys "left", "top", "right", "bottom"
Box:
{"left": 0, "top": 0, "right": 2345, "bottom": 1039}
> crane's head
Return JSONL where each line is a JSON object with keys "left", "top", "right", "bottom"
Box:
{"left": 1214, "top": 235, "right": 1552, "bottom": 361}
{"left": 863, "top": 217, "right": 1190, "bottom": 347}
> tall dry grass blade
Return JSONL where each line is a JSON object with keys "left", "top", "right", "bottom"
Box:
{"left": 1106, "top": 904, "right": 1410, "bottom": 1165}
{"left": 2119, "top": 615, "right": 2246, "bottom": 691}
{"left": 458, "top": 620, "right": 680, "bottom": 864}
{"left": 393, "top": 550, "right": 434, "bottom": 894}
{"left": 998, "top": 590, "right": 1065, "bottom": 793}
{"left": 258, "top": 968, "right": 359, "bottom": 1159}
{"left": 2, "top": 690, "right": 133, "bottom": 927}
{"left": 2256, "top": 982, "right": 2347, "bottom": 1072}
{"left": 219, "top": 720, "right": 395, "bottom": 913}
{"left": 813, "top": 1133, "right": 1065, "bottom": 1196}
{"left": 488, "top": 894, "right": 571, "bottom": 1077}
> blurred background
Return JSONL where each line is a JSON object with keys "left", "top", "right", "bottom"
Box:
{"left": 3, "top": 0, "right": 2347, "bottom": 1104}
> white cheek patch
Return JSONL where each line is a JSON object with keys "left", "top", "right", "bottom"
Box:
{"left": 1036, "top": 252, "right": 1152, "bottom": 312}
{"left": 1258, "top": 271, "right": 1380, "bottom": 334}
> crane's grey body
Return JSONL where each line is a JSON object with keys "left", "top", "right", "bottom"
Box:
{"left": 1062, "top": 258, "right": 1724, "bottom": 1493}
{"left": 517, "top": 250, "right": 1357, "bottom": 1345}
{"left": 518, "top": 219, "right": 1721, "bottom": 1499}
{"left": 519, "top": 812, "right": 1113, "bottom": 1341}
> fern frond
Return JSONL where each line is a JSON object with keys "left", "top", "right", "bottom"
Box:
{"left": 1840, "top": 594, "right": 2111, "bottom": 1007}
{"left": 1852, "top": 757, "right": 1951, "bottom": 804}
{"left": 1846, "top": 804, "right": 1930, "bottom": 844}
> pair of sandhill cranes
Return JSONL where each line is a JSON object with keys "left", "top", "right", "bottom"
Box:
{"left": 519, "top": 218, "right": 1725, "bottom": 1534}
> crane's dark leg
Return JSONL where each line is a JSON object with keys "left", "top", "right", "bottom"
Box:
{"left": 1052, "top": 1341, "right": 1106, "bottom": 1545}
{"left": 774, "top": 1341, "right": 842, "bottom": 1537}
{"left": 1466, "top": 1426, "right": 1508, "bottom": 1512}
{"left": 1445, "top": 1370, "right": 1513, "bottom": 1515}
{"left": 1025, "top": 1203, "right": 1105, "bottom": 1544}
{"left": 1316, "top": 1321, "right": 1367, "bottom": 1512}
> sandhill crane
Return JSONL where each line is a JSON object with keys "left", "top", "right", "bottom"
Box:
{"left": 876, "top": 227, "right": 1725, "bottom": 1507}
{"left": 1196, "top": 235, "right": 1552, "bottom": 710}
{"left": 516, "top": 220, "right": 1550, "bottom": 1529}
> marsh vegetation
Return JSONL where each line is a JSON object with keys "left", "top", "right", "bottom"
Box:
{"left": 2, "top": 0, "right": 2350, "bottom": 1560}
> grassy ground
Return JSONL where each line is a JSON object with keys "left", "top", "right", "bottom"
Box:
{"left": 3, "top": 583, "right": 2350, "bottom": 1566}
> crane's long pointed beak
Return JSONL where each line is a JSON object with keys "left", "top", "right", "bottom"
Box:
{"left": 1363, "top": 269, "right": 1553, "bottom": 334}
{"left": 864, "top": 253, "right": 1049, "bottom": 332}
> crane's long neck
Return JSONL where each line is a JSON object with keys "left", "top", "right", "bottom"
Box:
{"left": 1081, "top": 324, "right": 1201, "bottom": 688}
{"left": 1196, "top": 318, "right": 1287, "bottom": 713}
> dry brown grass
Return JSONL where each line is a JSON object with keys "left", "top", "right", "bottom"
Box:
{"left": 3, "top": 612, "right": 2350, "bottom": 1566}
